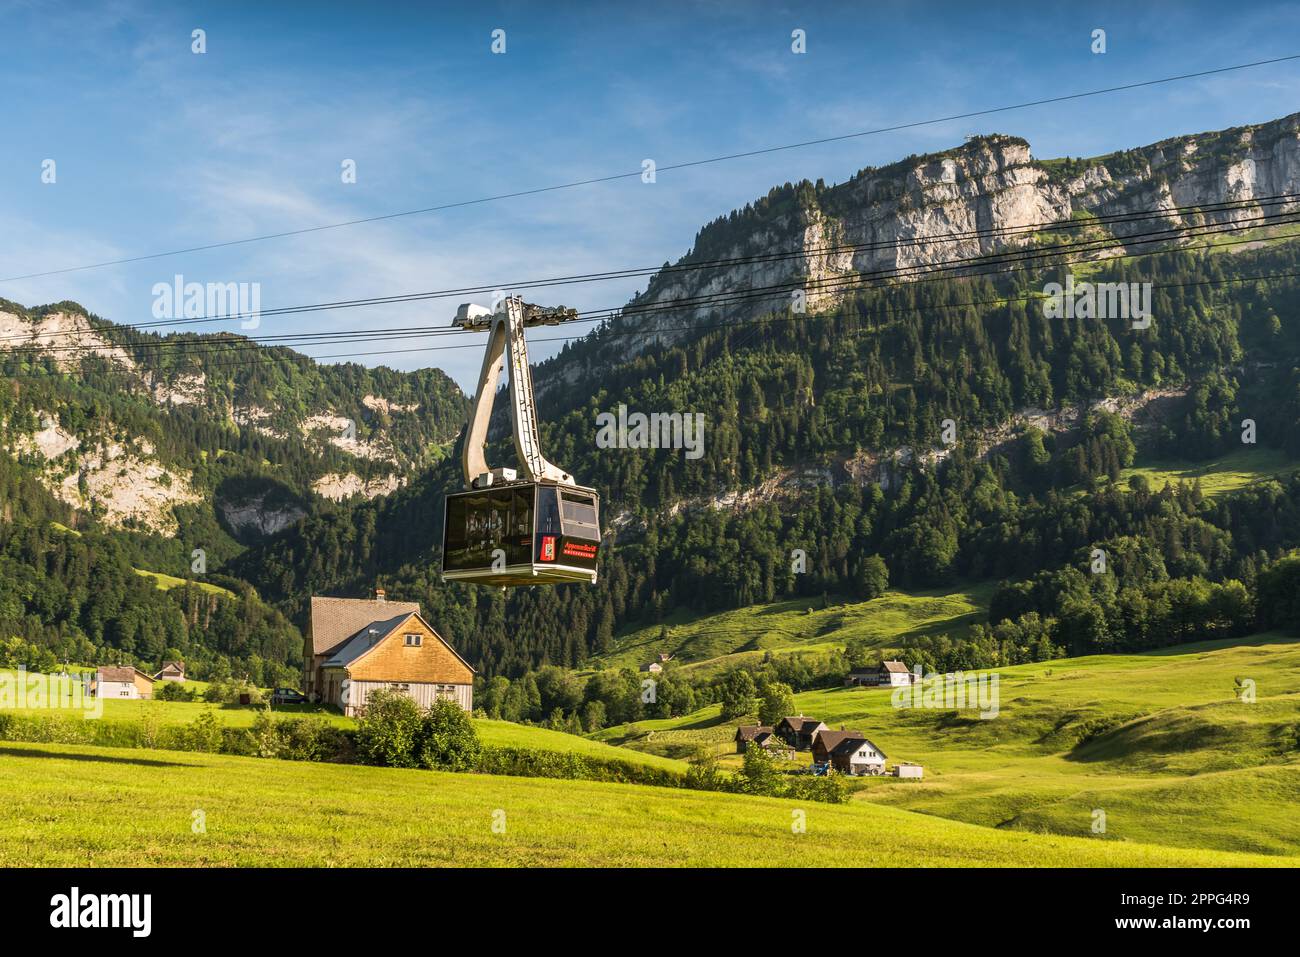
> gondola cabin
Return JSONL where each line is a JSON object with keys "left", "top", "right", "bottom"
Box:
{"left": 441, "top": 481, "right": 601, "bottom": 586}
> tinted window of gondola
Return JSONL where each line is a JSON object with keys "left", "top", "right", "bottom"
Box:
{"left": 443, "top": 486, "right": 535, "bottom": 571}
{"left": 537, "top": 486, "right": 561, "bottom": 535}
{"left": 560, "top": 490, "right": 600, "bottom": 540}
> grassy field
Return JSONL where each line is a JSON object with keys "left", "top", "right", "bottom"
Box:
{"left": 0, "top": 739, "right": 1288, "bottom": 867}
{"left": 596, "top": 634, "right": 1300, "bottom": 855}
{"left": 590, "top": 584, "right": 992, "bottom": 675}
{"left": 1119, "top": 446, "right": 1299, "bottom": 497}
{"left": 134, "top": 568, "right": 237, "bottom": 598}
{"left": 0, "top": 675, "right": 683, "bottom": 772}
{"left": 471, "top": 719, "right": 686, "bottom": 772}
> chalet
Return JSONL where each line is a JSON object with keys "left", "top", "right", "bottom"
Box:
{"left": 152, "top": 661, "right": 186, "bottom": 683}
{"left": 305, "top": 590, "right": 419, "bottom": 700}
{"left": 639, "top": 662, "right": 663, "bottom": 674}
{"left": 844, "top": 668, "right": 877, "bottom": 687}
{"left": 306, "top": 591, "right": 474, "bottom": 716}
{"left": 811, "top": 728, "right": 866, "bottom": 765}
{"left": 878, "top": 660, "right": 918, "bottom": 687}
{"left": 92, "top": 666, "right": 155, "bottom": 700}
{"left": 827, "top": 735, "right": 887, "bottom": 776}
{"left": 775, "top": 715, "right": 828, "bottom": 751}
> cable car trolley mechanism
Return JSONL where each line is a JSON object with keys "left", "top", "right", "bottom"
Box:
{"left": 441, "top": 296, "right": 601, "bottom": 587}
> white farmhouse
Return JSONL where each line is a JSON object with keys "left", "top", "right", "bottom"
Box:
{"left": 92, "top": 666, "right": 155, "bottom": 699}
{"left": 878, "top": 660, "right": 917, "bottom": 687}
{"left": 828, "top": 735, "right": 888, "bottom": 775}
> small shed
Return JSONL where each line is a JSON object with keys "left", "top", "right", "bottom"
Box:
{"left": 153, "top": 661, "right": 186, "bottom": 683}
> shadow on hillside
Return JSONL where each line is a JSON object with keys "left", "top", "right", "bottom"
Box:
{"left": 0, "top": 746, "right": 198, "bottom": 768}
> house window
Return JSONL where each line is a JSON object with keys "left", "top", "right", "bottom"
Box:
{"left": 119, "top": 690, "right": 131, "bottom": 697}
{"left": 404, "top": 634, "right": 423, "bottom": 647}
{"left": 435, "top": 684, "right": 457, "bottom": 701}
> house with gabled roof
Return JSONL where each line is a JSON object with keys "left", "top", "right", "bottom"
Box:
{"left": 826, "top": 734, "right": 887, "bottom": 775}
{"left": 305, "top": 590, "right": 420, "bottom": 700}
{"left": 306, "top": 590, "right": 474, "bottom": 716}
{"left": 811, "top": 728, "right": 865, "bottom": 764}
{"left": 153, "top": 661, "right": 186, "bottom": 683}
{"left": 774, "top": 715, "right": 828, "bottom": 751}
{"left": 734, "top": 724, "right": 774, "bottom": 753}
{"left": 878, "top": 660, "right": 917, "bottom": 687}
{"left": 92, "top": 666, "right": 155, "bottom": 699}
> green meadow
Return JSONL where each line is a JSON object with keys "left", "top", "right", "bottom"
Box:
{"left": 0, "top": 675, "right": 683, "bottom": 774}
{"left": 1118, "top": 446, "right": 1299, "bottom": 497}
{"left": 596, "top": 635, "right": 1300, "bottom": 856}
{"left": 0, "top": 740, "right": 1286, "bottom": 867}
{"left": 133, "top": 568, "right": 237, "bottom": 598}
{"left": 590, "top": 584, "right": 992, "bottom": 674}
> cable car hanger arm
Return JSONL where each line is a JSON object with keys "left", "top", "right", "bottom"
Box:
{"left": 454, "top": 296, "right": 576, "bottom": 489}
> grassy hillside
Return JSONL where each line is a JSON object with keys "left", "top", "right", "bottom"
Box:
{"left": 1118, "top": 447, "right": 1300, "bottom": 497}
{"left": 596, "top": 635, "right": 1300, "bottom": 855}
{"left": 592, "top": 584, "right": 992, "bottom": 674}
{"left": 0, "top": 740, "right": 1287, "bottom": 867}
{"left": 134, "top": 568, "right": 237, "bottom": 598}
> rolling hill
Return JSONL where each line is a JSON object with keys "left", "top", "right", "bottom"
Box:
{"left": 594, "top": 634, "right": 1300, "bottom": 855}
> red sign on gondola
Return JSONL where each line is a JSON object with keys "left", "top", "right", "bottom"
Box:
{"left": 539, "top": 535, "right": 557, "bottom": 561}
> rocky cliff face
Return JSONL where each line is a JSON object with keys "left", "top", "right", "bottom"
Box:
{"left": 563, "top": 111, "right": 1300, "bottom": 368}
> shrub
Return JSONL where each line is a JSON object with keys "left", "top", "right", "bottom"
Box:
{"left": 474, "top": 746, "right": 683, "bottom": 788}
{"left": 735, "top": 743, "right": 784, "bottom": 796}
{"left": 415, "top": 698, "right": 481, "bottom": 771}
{"left": 175, "top": 710, "right": 224, "bottom": 753}
{"left": 156, "top": 681, "right": 194, "bottom": 702}
{"left": 784, "top": 771, "right": 849, "bottom": 804}
{"left": 354, "top": 690, "right": 425, "bottom": 768}
{"left": 684, "top": 754, "right": 726, "bottom": 792}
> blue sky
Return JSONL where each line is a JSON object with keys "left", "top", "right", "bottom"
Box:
{"left": 1, "top": 0, "right": 1298, "bottom": 389}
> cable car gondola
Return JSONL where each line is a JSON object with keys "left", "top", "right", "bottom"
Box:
{"left": 440, "top": 296, "right": 601, "bottom": 586}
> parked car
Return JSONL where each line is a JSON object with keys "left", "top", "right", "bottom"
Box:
{"left": 269, "top": 688, "right": 307, "bottom": 705}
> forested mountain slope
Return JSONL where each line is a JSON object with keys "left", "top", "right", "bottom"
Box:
{"left": 9, "top": 112, "right": 1300, "bottom": 684}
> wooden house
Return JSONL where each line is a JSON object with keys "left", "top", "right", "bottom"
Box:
{"left": 734, "top": 724, "right": 774, "bottom": 753}
{"left": 811, "top": 728, "right": 865, "bottom": 764}
{"left": 305, "top": 591, "right": 420, "bottom": 701}
{"left": 307, "top": 591, "right": 474, "bottom": 716}
{"left": 774, "top": 715, "right": 828, "bottom": 751}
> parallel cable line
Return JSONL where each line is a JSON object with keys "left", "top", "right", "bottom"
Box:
{"left": 10, "top": 192, "right": 1294, "bottom": 342}
{"left": 5, "top": 219, "right": 1298, "bottom": 374}
{"left": 8, "top": 204, "right": 1295, "bottom": 360}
